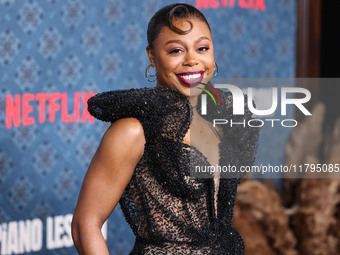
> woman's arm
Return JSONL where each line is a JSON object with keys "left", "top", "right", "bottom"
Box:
{"left": 71, "top": 117, "right": 146, "bottom": 254}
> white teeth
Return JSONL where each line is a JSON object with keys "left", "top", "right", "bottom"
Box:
{"left": 179, "top": 73, "right": 201, "bottom": 80}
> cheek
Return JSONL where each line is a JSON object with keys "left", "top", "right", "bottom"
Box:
{"left": 209, "top": 56, "right": 215, "bottom": 72}
{"left": 202, "top": 51, "right": 215, "bottom": 72}
{"left": 206, "top": 58, "right": 215, "bottom": 76}
{"left": 157, "top": 55, "right": 182, "bottom": 75}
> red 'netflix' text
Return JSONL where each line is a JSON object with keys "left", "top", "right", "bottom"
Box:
{"left": 5, "top": 91, "right": 95, "bottom": 129}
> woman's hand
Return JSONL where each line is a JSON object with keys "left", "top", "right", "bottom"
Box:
{"left": 71, "top": 117, "right": 146, "bottom": 254}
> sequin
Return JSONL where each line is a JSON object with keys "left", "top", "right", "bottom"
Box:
{"left": 87, "top": 86, "right": 260, "bottom": 255}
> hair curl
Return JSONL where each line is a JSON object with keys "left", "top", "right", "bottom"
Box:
{"left": 147, "top": 3, "right": 211, "bottom": 49}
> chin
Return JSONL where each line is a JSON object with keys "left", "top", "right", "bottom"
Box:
{"left": 179, "top": 84, "right": 204, "bottom": 99}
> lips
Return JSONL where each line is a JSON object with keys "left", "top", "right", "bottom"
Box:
{"left": 176, "top": 71, "right": 204, "bottom": 87}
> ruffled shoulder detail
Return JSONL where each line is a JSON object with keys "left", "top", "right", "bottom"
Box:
{"left": 87, "top": 86, "right": 193, "bottom": 143}
{"left": 88, "top": 87, "right": 158, "bottom": 123}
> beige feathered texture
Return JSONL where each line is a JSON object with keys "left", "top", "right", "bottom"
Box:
{"left": 291, "top": 176, "right": 340, "bottom": 255}
{"left": 324, "top": 118, "right": 340, "bottom": 166}
{"left": 281, "top": 103, "right": 326, "bottom": 208}
{"left": 233, "top": 203, "right": 276, "bottom": 255}
{"left": 324, "top": 118, "right": 340, "bottom": 253}
{"left": 284, "top": 102, "right": 325, "bottom": 168}
{"left": 236, "top": 181, "right": 297, "bottom": 255}
{"left": 233, "top": 102, "right": 340, "bottom": 254}
{"left": 284, "top": 103, "right": 340, "bottom": 254}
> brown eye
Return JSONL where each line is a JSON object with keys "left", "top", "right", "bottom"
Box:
{"left": 169, "top": 48, "right": 183, "bottom": 54}
{"left": 198, "top": 47, "right": 209, "bottom": 52}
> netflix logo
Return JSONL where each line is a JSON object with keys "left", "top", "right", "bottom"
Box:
{"left": 5, "top": 91, "right": 95, "bottom": 129}
{"left": 196, "top": 0, "right": 266, "bottom": 11}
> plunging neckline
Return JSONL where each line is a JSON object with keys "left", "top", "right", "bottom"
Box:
{"left": 153, "top": 86, "right": 224, "bottom": 219}
{"left": 181, "top": 140, "right": 222, "bottom": 219}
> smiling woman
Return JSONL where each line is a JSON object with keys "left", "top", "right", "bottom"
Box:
{"left": 71, "top": 3, "right": 260, "bottom": 255}
{"left": 146, "top": 5, "right": 215, "bottom": 101}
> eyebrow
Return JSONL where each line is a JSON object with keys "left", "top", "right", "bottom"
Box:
{"left": 164, "top": 36, "right": 210, "bottom": 46}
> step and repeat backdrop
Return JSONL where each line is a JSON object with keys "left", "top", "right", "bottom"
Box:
{"left": 0, "top": 0, "right": 296, "bottom": 254}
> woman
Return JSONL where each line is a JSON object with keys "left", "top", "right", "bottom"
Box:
{"left": 72, "top": 3, "right": 260, "bottom": 254}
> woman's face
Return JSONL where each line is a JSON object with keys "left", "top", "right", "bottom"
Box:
{"left": 146, "top": 18, "right": 215, "bottom": 100}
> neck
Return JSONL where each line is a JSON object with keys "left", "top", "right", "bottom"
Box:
{"left": 187, "top": 94, "right": 198, "bottom": 107}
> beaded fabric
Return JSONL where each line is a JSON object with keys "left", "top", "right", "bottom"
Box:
{"left": 87, "top": 86, "right": 261, "bottom": 255}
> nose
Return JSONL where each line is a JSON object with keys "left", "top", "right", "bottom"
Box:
{"left": 183, "top": 50, "right": 199, "bottom": 66}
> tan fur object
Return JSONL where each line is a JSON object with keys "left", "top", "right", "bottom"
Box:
{"left": 285, "top": 103, "right": 325, "bottom": 169}
{"left": 282, "top": 103, "right": 326, "bottom": 207}
{"left": 323, "top": 118, "right": 340, "bottom": 253}
{"left": 233, "top": 204, "right": 276, "bottom": 255}
{"left": 236, "top": 181, "right": 297, "bottom": 255}
{"left": 292, "top": 177, "right": 340, "bottom": 255}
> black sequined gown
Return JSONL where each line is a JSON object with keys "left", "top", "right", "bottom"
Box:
{"left": 87, "top": 86, "right": 260, "bottom": 255}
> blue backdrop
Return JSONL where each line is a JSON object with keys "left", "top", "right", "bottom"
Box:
{"left": 0, "top": 0, "right": 296, "bottom": 254}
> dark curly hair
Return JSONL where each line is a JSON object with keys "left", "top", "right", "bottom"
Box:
{"left": 147, "top": 3, "right": 211, "bottom": 49}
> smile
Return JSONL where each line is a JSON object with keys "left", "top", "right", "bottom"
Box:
{"left": 176, "top": 71, "right": 204, "bottom": 87}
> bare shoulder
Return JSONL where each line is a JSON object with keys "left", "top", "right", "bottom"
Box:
{"left": 106, "top": 117, "right": 145, "bottom": 138}
{"left": 99, "top": 117, "right": 146, "bottom": 162}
